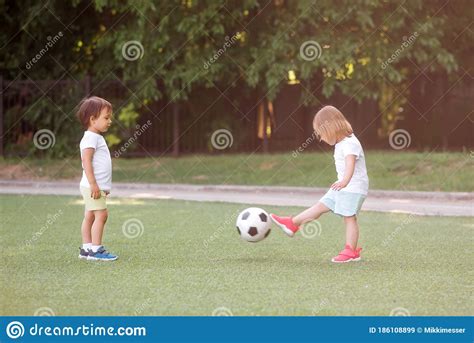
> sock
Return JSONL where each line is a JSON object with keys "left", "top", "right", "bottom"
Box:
{"left": 91, "top": 245, "right": 102, "bottom": 252}
{"left": 82, "top": 243, "right": 92, "bottom": 250}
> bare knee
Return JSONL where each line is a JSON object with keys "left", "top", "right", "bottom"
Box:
{"left": 94, "top": 210, "right": 108, "bottom": 223}
{"left": 344, "top": 215, "right": 356, "bottom": 223}
{"left": 344, "top": 216, "right": 358, "bottom": 229}
{"left": 84, "top": 211, "right": 95, "bottom": 223}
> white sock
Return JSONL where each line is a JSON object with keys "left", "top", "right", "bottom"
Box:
{"left": 82, "top": 243, "right": 92, "bottom": 250}
{"left": 91, "top": 245, "right": 102, "bottom": 252}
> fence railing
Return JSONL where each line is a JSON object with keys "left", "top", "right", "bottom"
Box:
{"left": 1, "top": 74, "right": 472, "bottom": 157}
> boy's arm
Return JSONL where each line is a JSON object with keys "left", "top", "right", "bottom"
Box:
{"left": 82, "top": 148, "right": 101, "bottom": 199}
{"left": 331, "top": 155, "right": 356, "bottom": 191}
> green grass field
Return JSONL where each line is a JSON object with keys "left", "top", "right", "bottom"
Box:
{"left": 1, "top": 194, "right": 472, "bottom": 316}
{"left": 1, "top": 151, "right": 473, "bottom": 192}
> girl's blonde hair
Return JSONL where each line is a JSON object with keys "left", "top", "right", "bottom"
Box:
{"left": 313, "top": 105, "right": 353, "bottom": 142}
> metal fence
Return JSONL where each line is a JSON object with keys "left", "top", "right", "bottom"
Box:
{"left": 1, "top": 74, "right": 472, "bottom": 157}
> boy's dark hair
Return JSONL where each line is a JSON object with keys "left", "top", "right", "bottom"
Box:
{"left": 76, "top": 96, "right": 112, "bottom": 129}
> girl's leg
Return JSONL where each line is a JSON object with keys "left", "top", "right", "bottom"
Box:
{"left": 331, "top": 216, "right": 361, "bottom": 263}
{"left": 293, "top": 202, "right": 331, "bottom": 226}
{"left": 81, "top": 210, "right": 95, "bottom": 244}
{"left": 344, "top": 215, "right": 359, "bottom": 249}
{"left": 91, "top": 209, "right": 108, "bottom": 246}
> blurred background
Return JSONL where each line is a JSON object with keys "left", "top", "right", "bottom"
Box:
{"left": 1, "top": 0, "right": 472, "bottom": 158}
{"left": 1, "top": 3, "right": 473, "bottom": 317}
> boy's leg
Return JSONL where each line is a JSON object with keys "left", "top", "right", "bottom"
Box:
{"left": 91, "top": 209, "right": 108, "bottom": 246}
{"left": 293, "top": 202, "right": 331, "bottom": 226}
{"left": 344, "top": 215, "right": 359, "bottom": 249}
{"left": 88, "top": 209, "right": 117, "bottom": 261}
{"left": 81, "top": 210, "right": 94, "bottom": 243}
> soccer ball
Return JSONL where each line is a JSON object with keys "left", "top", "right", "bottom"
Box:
{"left": 236, "top": 207, "right": 272, "bottom": 242}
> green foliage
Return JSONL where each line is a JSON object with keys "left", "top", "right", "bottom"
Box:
{"left": 2, "top": 0, "right": 465, "bottom": 100}
{"left": 3, "top": 87, "right": 83, "bottom": 158}
{"left": 1, "top": 0, "right": 471, "bottom": 154}
{"left": 117, "top": 103, "right": 139, "bottom": 127}
{"left": 105, "top": 102, "right": 140, "bottom": 150}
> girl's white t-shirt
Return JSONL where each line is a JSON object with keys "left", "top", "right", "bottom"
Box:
{"left": 79, "top": 131, "right": 112, "bottom": 191}
{"left": 333, "top": 134, "right": 369, "bottom": 195}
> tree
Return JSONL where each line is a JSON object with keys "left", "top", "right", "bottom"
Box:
{"left": 1, "top": 0, "right": 469, "bottom": 155}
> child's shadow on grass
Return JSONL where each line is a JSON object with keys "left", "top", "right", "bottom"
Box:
{"left": 213, "top": 256, "right": 387, "bottom": 271}
{"left": 213, "top": 256, "right": 329, "bottom": 267}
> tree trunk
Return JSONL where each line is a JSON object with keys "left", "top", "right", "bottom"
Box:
{"left": 262, "top": 99, "right": 269, "bottom": 153}
{"left": 0, "top": 76, "right": 3, "bottom": 157}
{"left": 84, "top": 74, "right": 91, "bottom": 96}
{"left": 172, "top": 103, "right": 180, "bottom": 157}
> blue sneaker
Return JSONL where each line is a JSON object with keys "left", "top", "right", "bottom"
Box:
{"left": 78, "top": 248, "right": 89, "bottom": 260}
{"left": 87, "top": 246, "right": 118, "bottom": 261}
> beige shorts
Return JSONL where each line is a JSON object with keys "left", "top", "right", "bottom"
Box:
{"left": 80, "top": 186, "right": 108, "bottom": 211}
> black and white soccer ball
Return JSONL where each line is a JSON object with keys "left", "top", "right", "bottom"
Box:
{"left": 236, "top": 207, "right": 271, "bottom": 242}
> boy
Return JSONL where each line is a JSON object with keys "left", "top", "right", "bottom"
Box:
{"left": 77, "top": 96, "right": 118, "bottom": 261}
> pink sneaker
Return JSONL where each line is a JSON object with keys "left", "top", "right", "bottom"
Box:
{"left": 270, "top": 214, "right": 300, "bottom": 237}
{"left": 331, "top": 245, "right": 362, "bottom": 263}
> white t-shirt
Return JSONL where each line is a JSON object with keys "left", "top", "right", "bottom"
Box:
{"left": 333, "top": 134, "right": 369, "bottom": 195}
{"left": 79, "top": 131, "right": 112, "bottom": 191}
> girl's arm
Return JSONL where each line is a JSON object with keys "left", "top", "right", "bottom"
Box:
{"left": 331, "top": 155, "right": 356, "bottom": 191}
{"left": 82, "top": 148, "right": 101, "bottom": 199}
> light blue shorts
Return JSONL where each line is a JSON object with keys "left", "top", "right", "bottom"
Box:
{"left": 319, "top": 189, "right": 366, "bottom": 217}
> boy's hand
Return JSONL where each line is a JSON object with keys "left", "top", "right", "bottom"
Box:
{"left": 90, "top": 183, "right": 101, "bottom": 199}
{"left": 331, "top": 180, "right": 348, "bottom": 191}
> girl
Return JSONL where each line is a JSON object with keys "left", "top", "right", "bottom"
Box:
{"left": 77, "top": 96, "right": 118, "bottom": 261}
{"left": 271, "top": 105, "right": 369, "bottom": 263}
